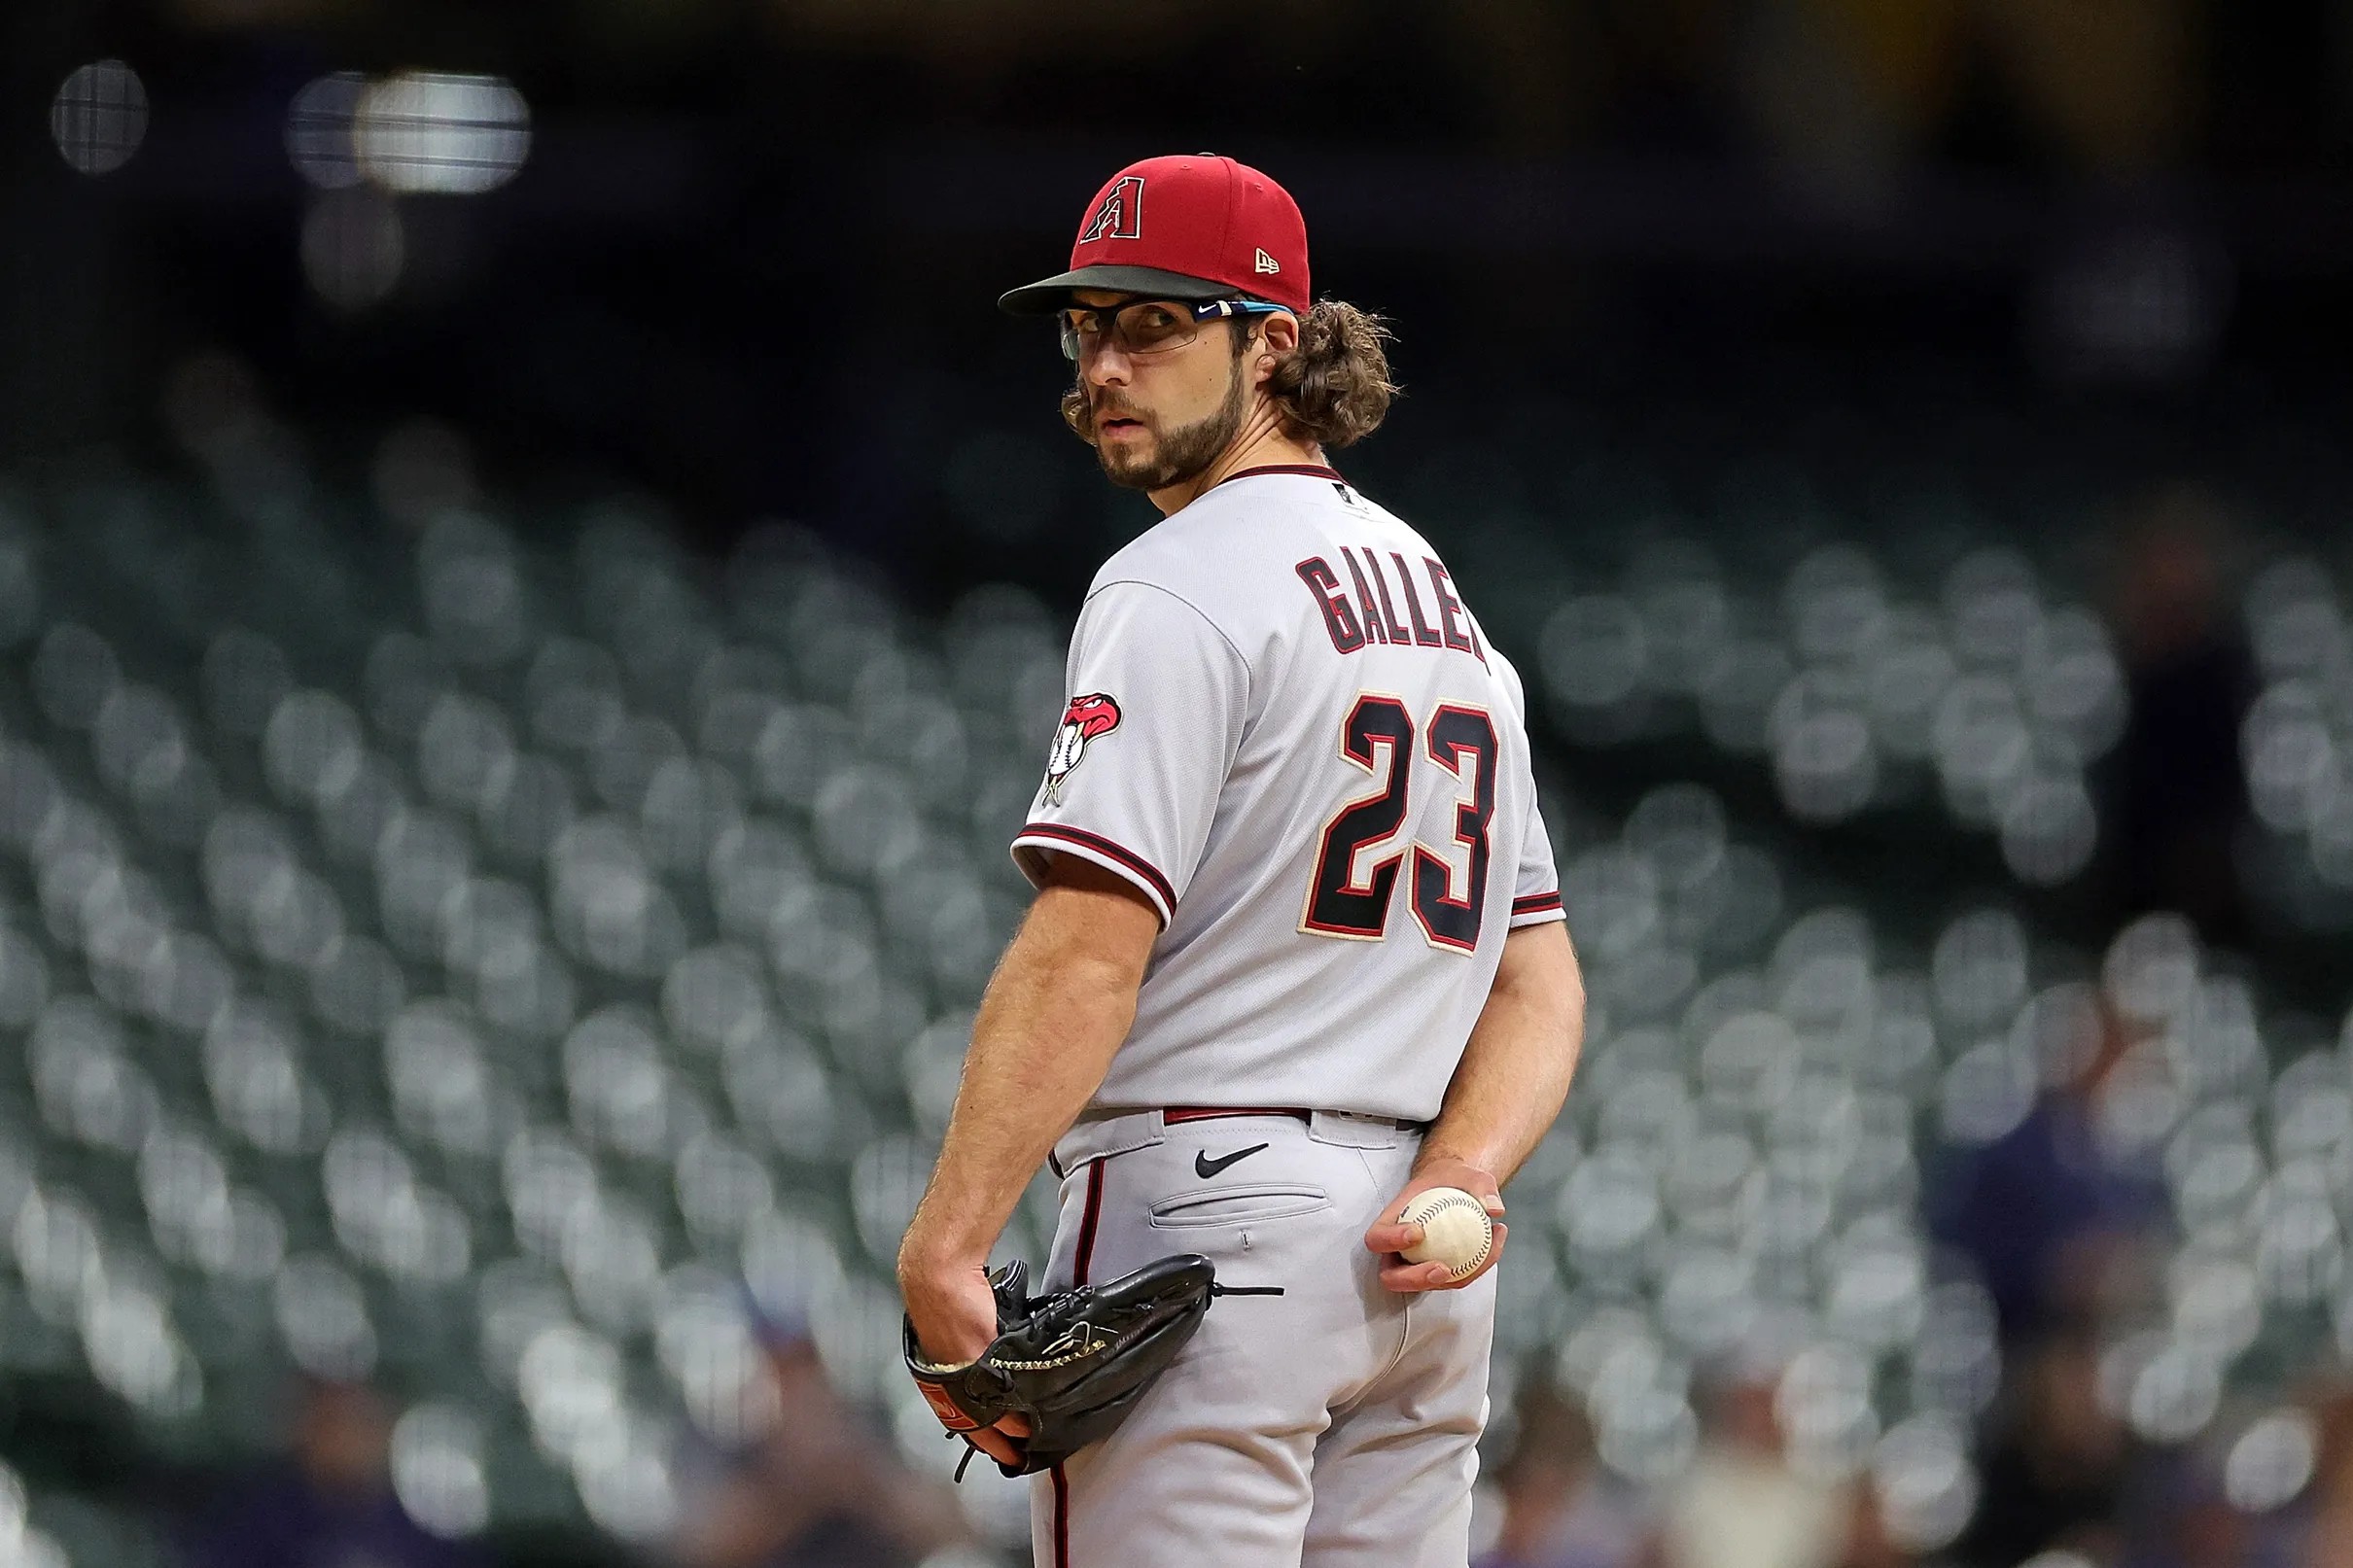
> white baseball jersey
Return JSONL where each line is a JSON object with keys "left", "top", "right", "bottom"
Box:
{"left": 1011, "top": 464, "right": 1564, "bottom": 1123}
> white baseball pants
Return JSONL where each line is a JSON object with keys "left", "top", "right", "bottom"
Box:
{"left": 1029, "top": 1108, "right": 1496, "bottom": 1568}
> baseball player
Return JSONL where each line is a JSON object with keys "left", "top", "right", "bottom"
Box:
{"left": 897, "top": 154, "right": 1588, "bottom": 1567}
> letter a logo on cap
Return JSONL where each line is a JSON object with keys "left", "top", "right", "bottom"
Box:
{"left": 1079, "top": 176, "right": 1145, "bottom": 244}
{"left": 1253, "top": 247, "right": 1281, "bottom": 274}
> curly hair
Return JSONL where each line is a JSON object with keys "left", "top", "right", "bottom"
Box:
{"left": 1262, "top": 298, "right": 1397, "bottom": 449}
{"left": 1060, "top": 297, "right": 1399, "bottom": 450}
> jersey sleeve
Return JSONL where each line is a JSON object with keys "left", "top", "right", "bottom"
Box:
{"left": 1508, "top": 797, "right": 1566, "bottom": 927}
{"left": 1496, "top": 653, "right": 1571, "bottom": 930}
{"left": 1010, "top": 581, "right": 1247, "bottom": 926}
{"left": 1490, "top": 651, "right": 1564, "bottom": 928}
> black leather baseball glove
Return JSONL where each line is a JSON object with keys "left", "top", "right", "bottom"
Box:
{"left": 905, "top": 1252, "right": 1216, "bottom": 1478}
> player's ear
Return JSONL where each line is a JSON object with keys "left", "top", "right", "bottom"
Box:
{"left": 1248, "top": 310, "right": 1299, "bottom": 391}
{"left": 1259, "top": 309, "right": 1300, "bottom": 360}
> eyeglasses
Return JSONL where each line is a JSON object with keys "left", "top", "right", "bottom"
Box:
{"left": 1059, "top": 296, "right": 1288, "bottom": 362}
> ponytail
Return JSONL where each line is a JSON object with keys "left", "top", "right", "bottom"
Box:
{"left": 1264, "top": 298, "right": 1397, "bottom": 449}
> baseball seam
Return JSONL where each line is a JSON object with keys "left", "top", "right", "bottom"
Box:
{"left": 1402, "top": 1193, "right": 1492, "bottom": 1279}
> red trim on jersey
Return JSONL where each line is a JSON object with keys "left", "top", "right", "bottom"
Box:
{"left": 1074, "top": 1158, "right": 1106, "bottom": 1286}
{"left": 1051, "top": 1162, "right": 1106, "bottom": 1568}
{"left": 1511, "top": 891, "right": 1564, "bottom": 917}
{"left": 1216, "top": 463, "right": 1344, "bottom": 487}
{"left": 1018, "top": 822, "right": 1176, "bottom": 914}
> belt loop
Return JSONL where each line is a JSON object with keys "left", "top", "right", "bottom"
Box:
{"left": 1308, "top": 1109, "right": 1403, "bottom": 1150}
{"left": 1050, "top": 1108, "right": 1167, "bottom": 1173}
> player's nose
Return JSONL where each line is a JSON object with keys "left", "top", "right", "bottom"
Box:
{"left": 1080, "top": 339, "right": 1134, "bottom": 386}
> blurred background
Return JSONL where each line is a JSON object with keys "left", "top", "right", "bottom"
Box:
{"left": 5, "top": 3, "right": 2353, "bottom": 1567}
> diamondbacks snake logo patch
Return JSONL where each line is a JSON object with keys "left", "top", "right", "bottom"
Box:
{"left": 1044, "top": 693, "right": 1121, "bottom": 803}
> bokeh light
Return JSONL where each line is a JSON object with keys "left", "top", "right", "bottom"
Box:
{"left": 286, "top": 72, "right": 369, "bottom": 190}
{"left": 300, "top": 189, "right": 404, "bottom": 310}
{"left": 51, "top": 60, "right": 148, "bottom": 176}
{"left": 355, "top": 73, "right": 532, "bottom": 195}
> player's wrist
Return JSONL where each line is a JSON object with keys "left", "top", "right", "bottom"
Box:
{"left": 896, "top": 1219, "right": 994, "bottom": 1284}
{"left": 1411, "top": 1146, "right": 1504, "bottom": 1201}
{"left": 1413, "top": 1142, "right": 1495, "bottom": 1176}
{"left": 897, "top": 1249, "right": 987, "bottom": 1291}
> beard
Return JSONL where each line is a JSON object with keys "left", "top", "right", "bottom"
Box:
{"left": 1083, "top": 355, "right": 1247, "bottom": 492}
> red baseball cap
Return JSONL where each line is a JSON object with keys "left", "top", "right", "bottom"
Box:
{"left": 999, "top": 154, "right": 1310, "bottom": 316}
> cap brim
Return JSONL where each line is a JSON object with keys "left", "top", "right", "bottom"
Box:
{"left": 997, "top": 264, "right": 1235, "bottom": 316}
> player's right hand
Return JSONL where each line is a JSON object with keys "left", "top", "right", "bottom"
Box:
{"left": 1362, "top": 1155, "right": 1507, "bottom": 1293}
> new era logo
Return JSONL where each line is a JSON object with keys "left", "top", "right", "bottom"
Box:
{"left": 1253, "top": 247, "right": 1281, "bottom": 274}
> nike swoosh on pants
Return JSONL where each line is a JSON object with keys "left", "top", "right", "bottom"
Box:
{"left": 1194, "top": 1143, "right": 1269, "bottom": 1179}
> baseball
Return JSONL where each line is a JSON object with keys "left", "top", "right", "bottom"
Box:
{"left": 1394, "top": 1187, "right": 1494, "bottom": 1282}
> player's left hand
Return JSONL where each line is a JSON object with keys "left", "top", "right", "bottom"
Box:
{"left": 898, "top": 1256, "right": 1032, "bottom": 1468}
{"left": 1363, "top": 1155, "right": 1507, "bottom": 1293}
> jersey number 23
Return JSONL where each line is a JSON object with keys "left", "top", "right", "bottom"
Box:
{"left": 1301, "top": 694, "right": 1496, "bottom": 953}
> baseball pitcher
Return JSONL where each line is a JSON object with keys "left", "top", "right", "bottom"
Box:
{"left": 897, "top": 154, "right": 1588, "bottom": 1567}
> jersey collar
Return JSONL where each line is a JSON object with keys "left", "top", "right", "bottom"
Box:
{"left": 1212, "top": 463, "right": 1344, "bottom": 489}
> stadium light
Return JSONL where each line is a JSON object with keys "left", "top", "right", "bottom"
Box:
{"left": 288, "top": 70, "right": 531, "bottom": 195}
{"left": 287, "top": 72, "right": 369, "bottom": 190}
{"left": 52, "top": 60, "right": 149, "bottom": 176}
{"left": 355, "top": 72, "right": 532, "bottom": 195}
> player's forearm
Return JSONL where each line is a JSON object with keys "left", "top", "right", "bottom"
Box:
{"left": 1419, "top": 921, "right": 1584, "bottom": 1185}
{"left": 908, "top": 953, "right": 1133, "bottom": 1262}
{"left": 900, "top": 882, "right": 1151, "bottom": 1269}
